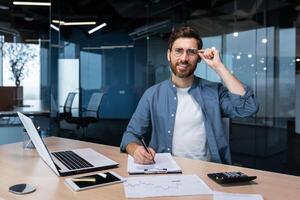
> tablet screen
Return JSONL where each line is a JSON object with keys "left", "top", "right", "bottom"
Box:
{"left": 72, "top": 172, "right": 121, "bottom": 189}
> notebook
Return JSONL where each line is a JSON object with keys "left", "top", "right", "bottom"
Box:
{"left": 17, "top": 112, "right": 118, "bottom": 176}
{"left": 127, "top": 153, "right": 182, "bottom": 174}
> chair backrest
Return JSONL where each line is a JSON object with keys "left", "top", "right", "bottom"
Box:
{"left": 85, "top": 92, "right": 104, "bottom": 118}
{"left": 222, "top": 117, "right": 230, "bottom": 143}
{"left": 63, "top": 92, "right": 77, "bottom": 114}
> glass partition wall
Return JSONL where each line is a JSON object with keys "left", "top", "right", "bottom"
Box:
{"left": 0, "top": 1, "right": 51, "bottom": 144}
{"left": 134, "top": 0, "right": 299, "bottom": 175}
{"left": 52, "top": 0, "right": 299, "bottom": 175}
{"left": 0, "top": 2, "right": 50, "bottom": 104}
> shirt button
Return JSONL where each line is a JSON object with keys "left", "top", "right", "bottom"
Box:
{"left": 167, "top": 130, "right": 171, "bottom": 134}
{"left": 167, "top": 148, "right": 170, "bottom": 151}
{"left": 173, "top": 84, "right": 175, "bottom": 87}
{"left": 171, "top": 114, "right": 174, "bottom": 117}
{"left": 174, "top": 97, "right": 177, "bottom": 100}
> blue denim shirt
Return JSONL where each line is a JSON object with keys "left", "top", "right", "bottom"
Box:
{"left": 120, "top": 76, "right": 258, "bottom": 164}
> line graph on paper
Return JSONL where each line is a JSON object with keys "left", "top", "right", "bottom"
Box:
{"left": 123, "top": 174, "right": 212, "bottom": 198}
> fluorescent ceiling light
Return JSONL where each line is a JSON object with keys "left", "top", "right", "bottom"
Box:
{"left": 0, "top": 5, "right": 10, "bottom": 10}
{"left": 50, "top": 24, "right": 59, "bottom": 31}
{"left": 25, "top": 39, "right": 50, "bottom": 42}
{"left": 82, "top": 45, "right": 134, "bottom": 50}
{"left": 63, "top": 21, "right": 96, "bottom": 26}
{"left": 262, "top": 38, "right": 268, "bottom": 43}
{"left": 52, "top": 20, "right": 96, "bottom": 26}
{"left": 24, "top": 16, "right": 34, "bottom": 21}
{"left": 233, "top": 32, "right": 239, "bottom": 37}
{"left": 88, "top": 23, "right": 107, "bottom": 34}
{"left": 13, "top": 1, "right": 51, "bottom": 6}
{"left": 52, "top": 19, "right": 96, "bottom": 26}
{"left": 52, "top": 20, "right": 64, "bottom": 24}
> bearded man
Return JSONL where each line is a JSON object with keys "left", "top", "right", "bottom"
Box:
{"left": 120, "top": 26, "right": 258, "bottom": 164}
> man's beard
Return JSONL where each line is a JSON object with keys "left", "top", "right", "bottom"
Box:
{"left": 170, "top": 60, "right": 197, "bottom": 78}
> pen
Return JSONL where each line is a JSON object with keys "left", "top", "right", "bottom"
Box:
{"left": 129, "top": 132, "right": 156, "bottom": 164}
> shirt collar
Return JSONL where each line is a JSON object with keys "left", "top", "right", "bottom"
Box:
{"left": 168, "top": 76, "right": 200, "bottom": 93}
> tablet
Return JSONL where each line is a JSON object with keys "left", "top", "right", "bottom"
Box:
{"left": 65, "top": 171, "right": 125, "bottom": 191}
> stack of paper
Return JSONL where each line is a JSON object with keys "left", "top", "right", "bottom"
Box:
{"left": 127, "top": 153, "right": 182, "bottom": 174}
{"left": 213, "top": 191, "right": 264, "bottom": 200}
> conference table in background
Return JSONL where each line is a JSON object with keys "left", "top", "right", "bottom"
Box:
{"left": 0, "top": 137, "right": 299, "bottom": 200}
{"left": 0, "top": 100, "right": 49, "bottom": 117}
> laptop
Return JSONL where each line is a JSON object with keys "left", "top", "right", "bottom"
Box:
{"left": 17, "top": 112, "right": 118, "bottom": 176}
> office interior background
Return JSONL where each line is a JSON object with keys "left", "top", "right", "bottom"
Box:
{"left": 0, "top": 0, "right": 299, "bottom": 176}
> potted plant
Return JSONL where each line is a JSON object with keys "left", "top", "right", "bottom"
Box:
{"left": 2, "top": 43, "right": 37, "bottom": 105}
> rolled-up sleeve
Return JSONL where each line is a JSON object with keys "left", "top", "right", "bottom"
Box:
{"left": 120, "top": 90, "right": 151, "bottom": 152}
{"left": 219, "top": 84, "right": 259, "bottom": 118}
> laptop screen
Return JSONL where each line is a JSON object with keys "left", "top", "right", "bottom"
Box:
{"left": 17, "top": 112, "right": 60, "bottom": 176}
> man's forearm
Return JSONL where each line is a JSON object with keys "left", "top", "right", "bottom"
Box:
{"left": 215, "top": 64, "right": 245, "bottom": 96}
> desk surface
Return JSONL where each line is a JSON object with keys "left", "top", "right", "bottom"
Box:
{"left": 0, "top": 137, "right": 299, "bottom": 200}
{"left": 0, "top": 100, "right": 49, "bottom": 117}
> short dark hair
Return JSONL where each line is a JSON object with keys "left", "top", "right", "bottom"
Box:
{"left": 168, "top": 27, "right": 203, "bottom": 50}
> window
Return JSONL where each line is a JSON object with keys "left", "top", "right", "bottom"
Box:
{"left": 2, "top": 42, "right": 40, "bottom": 100}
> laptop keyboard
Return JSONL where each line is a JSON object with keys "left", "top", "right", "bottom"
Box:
{"left": 51, "top": 151, "right": 94, "bottom": 170}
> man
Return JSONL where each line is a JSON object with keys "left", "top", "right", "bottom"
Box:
{"left": 120, "top": 27, "right": 258, "bottom": 164}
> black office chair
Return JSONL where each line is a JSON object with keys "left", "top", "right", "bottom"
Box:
{"left": 59, "top": 92, "right": 77, "bottom": 120}
{"left": 65, "top": 92, "right": 104, "bottom": 139}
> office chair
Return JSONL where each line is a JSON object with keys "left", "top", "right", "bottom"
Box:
{"left": 222, "top": 117, "right": 231, "bottom": 164}
{"left": 57, "top": 92, "right": 78, "bottom": 137}
{"left": 59, "top": 92, "right": 77, "bottom": 120}
{"left": 222, "top": 117, "right": 230, "bottom": 144}
{"left": 65, "top": 92, "right": 104, "bottom": 139}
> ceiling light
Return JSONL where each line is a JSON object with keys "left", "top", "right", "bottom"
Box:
{"left": 13, "top": 1, "right": 51, "bottom": 6}
{"left": 262, "top": 38, "right": 268, "bottom": 43}
{"left": 52, "top": 20, "right": 64, "bottom": 24}
{"left": 0, "top": 5, "right": 9, "bottom": 10}
{"left": 233, "top": 32, "right": 239, "bottom": 37}
{"left": 63, "top": 21, "right": 96, "bottom": 26}
{"left": 296, "top": 58, "right": 300, "bottom": 62}
{"left": 51, "top": 20, "right": 96, "bottom": 26}
{"left": 88, "top": 23, "right": 107, "bottom": 34}
{"left": 248, "top": 54, "right": 252, "bottom": 58}
{"left": 82, "top": 45, "right": 134, "bottom": 50}
{"left": 25, "top": 39, "right": 50, "bottom": 42}
{"left": 236, "top": 55, "right": 241, "bottom": 59}
{"left": 50, "top": 24, "right": 59, "bottom": 32}
{"left": 24, "top": 16, "right": 34, "bottom": 21}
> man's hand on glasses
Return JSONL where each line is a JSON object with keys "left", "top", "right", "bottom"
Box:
{"left": 198, "top": 48, "right": 224, "bottom": 70}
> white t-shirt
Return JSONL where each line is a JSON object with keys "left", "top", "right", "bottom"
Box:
{"left": 172, "top": 87, "right": 211, "bottom": 161}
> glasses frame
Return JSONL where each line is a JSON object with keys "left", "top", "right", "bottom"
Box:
{"left": 171, "top": 48, "right": 199, "bottom": 58}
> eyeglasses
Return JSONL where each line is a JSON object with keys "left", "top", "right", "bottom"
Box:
{"left": 171, "top": 48, "right": 198, "bottom": 57}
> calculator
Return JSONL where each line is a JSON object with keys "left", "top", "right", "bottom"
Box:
{"left": 207, "top": 171, "right": 257, "bottom": 184}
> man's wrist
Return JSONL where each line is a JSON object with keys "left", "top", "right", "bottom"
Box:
{"left": 214, "top": 63, "right": 228, "bottom": 74}
{"left": 126, "top": 142, "right": 140, "bottom": 156}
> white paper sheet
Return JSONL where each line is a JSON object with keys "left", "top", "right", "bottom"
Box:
{"left": 124, "top": 174, "right": 212, "bottom": 198}
{"left": 214, "top": 191, "right": 264, "bottom": 200}
{"left": 127, "top": 153, "right": 182, "bottom": 174}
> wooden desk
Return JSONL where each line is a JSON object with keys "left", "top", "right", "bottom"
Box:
{"left": 0, "top": 137, "right": 299, "bottom": 200}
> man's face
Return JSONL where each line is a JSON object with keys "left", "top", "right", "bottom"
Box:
{"left": 167, "top": 38, "right": 200, "bottom": 78}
